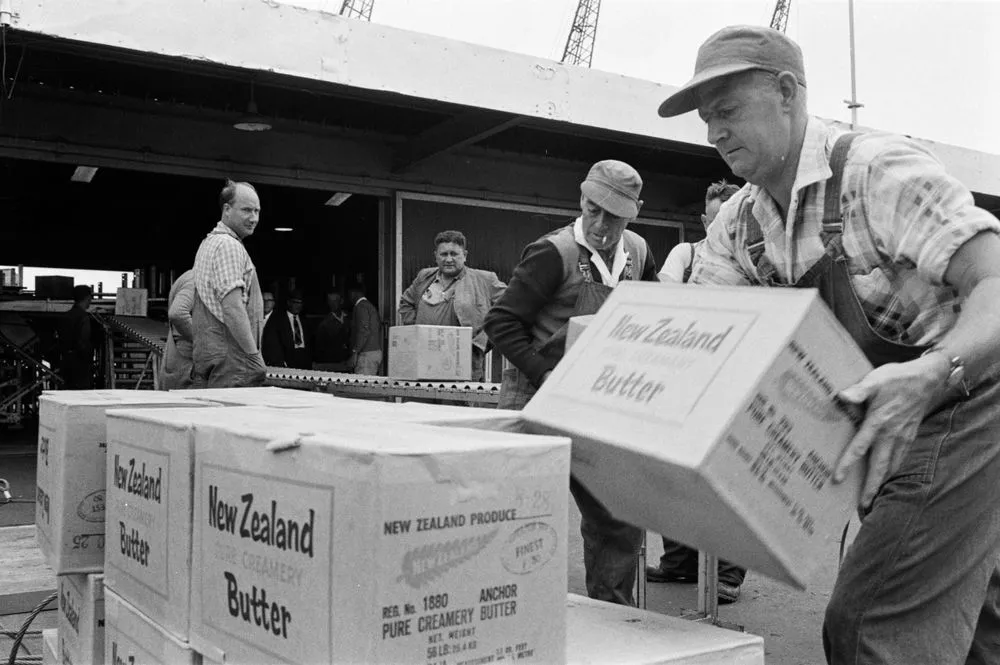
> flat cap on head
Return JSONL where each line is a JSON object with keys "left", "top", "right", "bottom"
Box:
{"left": 580, "top": 160, "right": 644, "bottom": 219}
{"left": 658, "top": 25, "right": 806, "bottom": 118}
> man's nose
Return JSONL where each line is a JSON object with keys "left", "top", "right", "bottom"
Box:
{"left": 706, "top": 118, "right": 727, "bottom": 146}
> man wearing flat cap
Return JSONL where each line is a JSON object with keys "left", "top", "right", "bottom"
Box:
{"left": 485, "top": 159, "right": 659, "bottom": 605}
{"left": 660, "top": 24, "right": 1000, "bottom": 663}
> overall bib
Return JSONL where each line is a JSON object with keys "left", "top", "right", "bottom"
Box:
{"left": 191, "top": 241, "right": 266, "bottom": 389}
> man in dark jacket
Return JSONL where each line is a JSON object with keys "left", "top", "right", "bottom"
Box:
{"left": 58, "top": 285, "right": 94, "bottom": 389}
{"left": 313, "top": 291, "right": 352, "bottom": 372}
{"left": 261, "top": 289, "right": 311, "bottom": 369}
{"left": 484, "top": 159, "right": 659, "bottom": 606}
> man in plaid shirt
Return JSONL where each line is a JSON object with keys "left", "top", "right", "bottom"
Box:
{"left": 659, "top": 26, "right": 1000, "bottom": 664}
{"left": 191, "top": 180, "right": 266, "bottom": 388}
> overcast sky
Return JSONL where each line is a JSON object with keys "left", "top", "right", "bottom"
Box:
{"left": 283, "top": 0, "right": 999, "bottom": 156}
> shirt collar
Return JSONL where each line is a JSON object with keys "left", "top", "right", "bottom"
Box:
{"left": 210, "top": 220, "right": 242, "bottom": 242}
{"left": 572, "top": 217, "right": 629, "bottom": 287}
{"left": 745, "top": 116, "right": 834, "bottom": 207}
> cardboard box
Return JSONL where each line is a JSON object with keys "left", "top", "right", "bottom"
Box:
{"left": 106, "top": 405, "right": 569, "bottom": 656}
{"left": 106, "top": 406, "right": 268, "bottom": 641}
{"left": 58, "top": 574, "right": 104, "bottom": 665}
{"left": 34, "top": 390, "right": 211, "bottom": 574}
{"left": 42, "top": 628, "right": 58, "bottom": 665}
{"left": 114, "top": 288, "right": 148, "bottom": 317}
{"left": 565, "top": 594, "right": 764, "bottom": 664}
{"left": 176, "top": 415, "right": 569, "bottom": 664}
{"left": 566, "top": 315, "right": 595, "bottom": 351}
{"left": 523, "top": 282, "right": 871, "bottom": 589}
{"left": 104, "top": 590, "right": 199, "bottom": 665}
{"left": 388, "top": 325, "right": 472, "bottom": 380}
{"left": 181, "top": 386, "right": 344, "bottom": 408}
{"left": 395, "top": 401, "right": 526, "bottom": 432}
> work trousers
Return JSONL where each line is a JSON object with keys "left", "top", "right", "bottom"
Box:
{"left": 499, "top": 366, "right": 643, "bottom": 605}
{"left": 823, "top": 374, "right": 1000, "bottom": 664}
{"left": 192, "top": 295, "right": 266, "bottom": 389}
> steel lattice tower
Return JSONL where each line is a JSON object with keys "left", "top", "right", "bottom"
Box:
{"left": 770, "top": 0, "right": 791, "bottom": 32}
{"left": 340, "top": 0, "right": 375, "bottom": 21}
{"left": 561, "top": 0, "right": 602, "bottom": 68}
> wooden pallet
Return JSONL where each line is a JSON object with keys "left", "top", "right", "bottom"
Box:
{"left": 0, "top": 525, "right": 56, "bottom": 616}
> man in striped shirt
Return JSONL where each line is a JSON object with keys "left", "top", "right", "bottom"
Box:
{"left": 659, "top": 25, "right": 1000, "bottom": 663}
{"left": 191, "top": 180, "right": 266, "bottom": 388}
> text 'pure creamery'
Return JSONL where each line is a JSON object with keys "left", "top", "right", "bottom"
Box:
{"left": 207, "top": 484, "right": 318, "bottom": 640}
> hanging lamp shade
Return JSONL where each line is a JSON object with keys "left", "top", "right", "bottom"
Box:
{"left": 233, "top": 82, "right": 271, "bottom": 132}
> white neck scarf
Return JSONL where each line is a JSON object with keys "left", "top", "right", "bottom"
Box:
{"left": 573, "top": 217, "right": 629, "bottom": 287}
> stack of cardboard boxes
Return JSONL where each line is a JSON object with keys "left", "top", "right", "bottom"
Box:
{"left": 34, "top": 390, "right": 212, "bottom": 665}
{"left": 36, "top": 386, "right": 575, "bottom": 664}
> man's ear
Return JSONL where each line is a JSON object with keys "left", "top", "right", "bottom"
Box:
{"left": 776, "top": 71, "right": 800, "bottom": 109}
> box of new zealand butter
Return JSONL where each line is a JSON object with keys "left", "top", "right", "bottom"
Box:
{"left": 187, "top": 417, "right": 569, "bottom": 665}
{"left": 104, "top": 589, "right": 198, "bottom": 665}
{"left": 34, "top": 390, "right": 211, "bottom": 574}
{"left": 57, "top": 573, "right": 104, "bottom": 665}
{"left": 524, "top": 281, "right": 872, "bottom": 589}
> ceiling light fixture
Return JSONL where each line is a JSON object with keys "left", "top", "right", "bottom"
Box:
{"left": 71, "top": 166, "right": 99, "bottom": 183}
{"left": 275, "top": 227, "right": 293, "bottom": 232}
{"left": 233, "top": 81, "right": 272, "bottom": 132}
{"left": 324, "top": 192, "right": 353, "bottom": 206}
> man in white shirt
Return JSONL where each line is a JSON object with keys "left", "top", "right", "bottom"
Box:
{"left": 658, "top": 180, "right": 739, "bottom": 284}
{"left": 650, "top": 179, "right": 747, "bottom": 604}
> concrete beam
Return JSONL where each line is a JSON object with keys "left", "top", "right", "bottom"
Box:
{"left": 0, "top": 94, "right": 703, "bottom": 219}
{"left": 392, "top": 110, "right": 523, "bottom": 173}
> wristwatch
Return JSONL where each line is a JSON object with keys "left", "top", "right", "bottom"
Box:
{"left": 923, "top": 348, "right": 970, "bottom": 397}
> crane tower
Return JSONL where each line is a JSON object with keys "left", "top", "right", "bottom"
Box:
{"left": 561, "top": 0, "right": 602, "bottom": 68}
{"left": 340, "top": 0, "right": 374, "bottom": 21}
{"left": 770, "top": 0, "right": 791, "bottom": 32}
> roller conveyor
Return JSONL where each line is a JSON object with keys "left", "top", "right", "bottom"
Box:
{"left": 105, "top": 316, "right": 503, "bottom": 405}
{"left": 104, "top": 315, "right": 168, "bottom": 355}
{"left": 265, "top": 367, "right": 502, "bottom": 406}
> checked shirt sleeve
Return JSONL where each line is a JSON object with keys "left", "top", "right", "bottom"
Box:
{"left": 857, "top": 136, "right": 1000, "bottom": 287}
{"left": 209, "top": 237, "right": 249, "bottom": 303}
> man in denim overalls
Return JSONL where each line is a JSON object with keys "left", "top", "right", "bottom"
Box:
{"left": 660, "top": 25, "right": 1000, "bottom": 665}
{"left": 191, "top": 180, "right": 266, "bottom": 388}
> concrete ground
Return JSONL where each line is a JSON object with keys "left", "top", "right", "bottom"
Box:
{"left": 1, "top": 424, "right": 844, "bottom": 664}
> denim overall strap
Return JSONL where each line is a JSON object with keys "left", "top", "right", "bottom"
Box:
{"left": 741, "top": 197, "right": 787, "bottom": 286}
